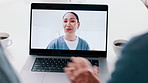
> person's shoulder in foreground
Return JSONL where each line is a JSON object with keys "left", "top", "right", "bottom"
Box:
{"left": 0, "top": 44, "right": 20, "bottom": 83}
{"left": 108, "top": 32, "right": 148, "bottom": 83}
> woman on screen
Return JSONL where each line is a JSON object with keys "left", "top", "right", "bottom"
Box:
{"left": 46, "top": 12, "right": 90, "bottom": 50}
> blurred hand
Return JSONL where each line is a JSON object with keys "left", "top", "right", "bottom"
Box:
{"left": 64, "top": 57, "right": 100, "bottom": 83}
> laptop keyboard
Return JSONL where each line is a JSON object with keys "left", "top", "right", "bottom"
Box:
{"left": 31, "top": 58, "right": 99, "bottom": 72}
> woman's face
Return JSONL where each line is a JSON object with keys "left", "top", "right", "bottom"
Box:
{"left": 63, "top": 13, "right": 80, "bottom": 35}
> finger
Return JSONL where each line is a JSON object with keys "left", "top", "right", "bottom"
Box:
{"left": 67, "top": 62, "right": 77, "bottom": 69}
{"left": 71, "top": 57, "right": 90, "bottom": 68}
{"left": 70, "top": 57, "right": 80, "bottom": 63}
{"left": 70, "top": 57, "right": 82, "bottom": 68}
{"left": 92, "top": 66, "right": 100, "bottom": 76}
{"left": 64, "top": 67, "right": 72, "bottom": 75}
{"left": 66, "top": 63, "right": 79, "bottom": 77}
{"left": 92, "top": 66, "right": 99, "bottom": 73}
{"left": 64, "top": 67, "right": 75, "bottom": 80}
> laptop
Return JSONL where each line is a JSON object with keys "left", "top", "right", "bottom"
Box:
{"left": 21, "top": 3, "right": 109, "bottom": 83}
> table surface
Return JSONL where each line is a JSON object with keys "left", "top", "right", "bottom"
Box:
{"left": 0, "top": 0, "right": 148, "bottom": 79}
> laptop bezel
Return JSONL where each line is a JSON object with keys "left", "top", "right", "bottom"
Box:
{"left": 29, "top": 3, "right": 108, "bottom": 58}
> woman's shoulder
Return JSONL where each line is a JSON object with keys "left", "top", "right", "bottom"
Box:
{"left": 78, "top": 37, "right": 88, "bottom": 44}
{"left": 47, "top": 36, "right": 64, "bottom": 49}
{"left": 51, "top": 36, "right": 63, "bottom": 42}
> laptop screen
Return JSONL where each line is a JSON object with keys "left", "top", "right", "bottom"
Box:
{"left": 30, "top": 3, "right": 108, "bottom": 57}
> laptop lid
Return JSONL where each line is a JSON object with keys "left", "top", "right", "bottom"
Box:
{"left": 30, "top": 3, "right": 108, "bottom": 58}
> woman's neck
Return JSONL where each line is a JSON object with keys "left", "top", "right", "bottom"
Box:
{"left": 64, "top": 35, "right": 77, "bottom": 41}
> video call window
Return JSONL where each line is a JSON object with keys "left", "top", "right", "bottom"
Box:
{"left": 31, "top": 9, "right": 107, "bottom": 51}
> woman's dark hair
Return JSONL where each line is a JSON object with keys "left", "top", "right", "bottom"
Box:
{"left": 63, "top": 12, "right": 79, "bottom": 22}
